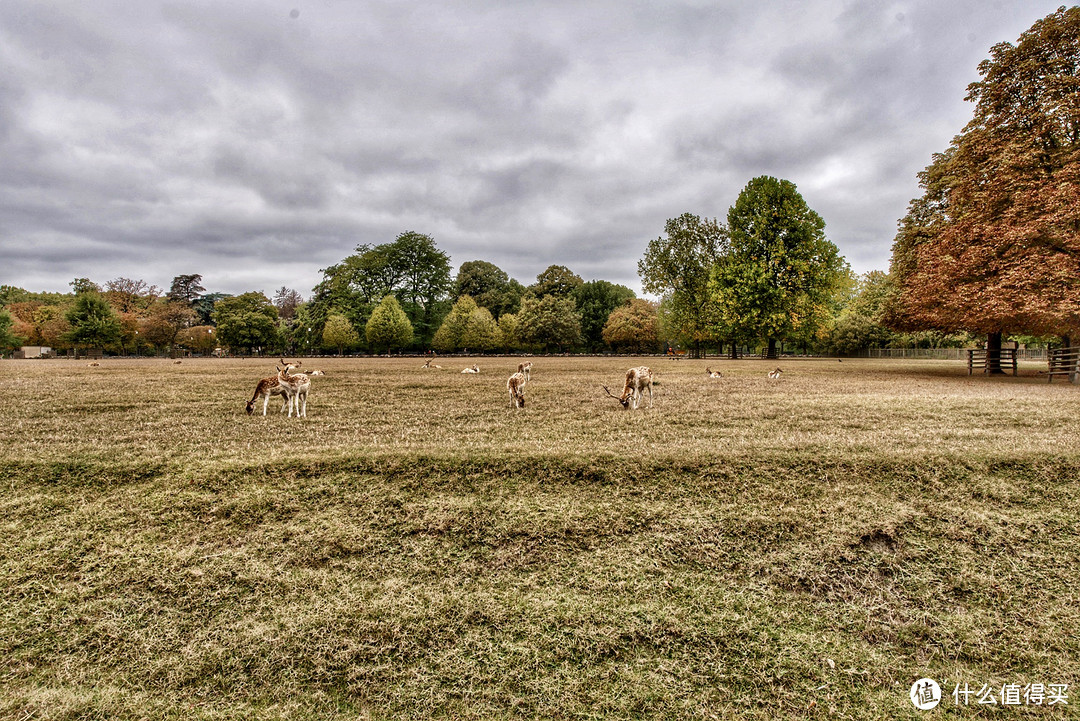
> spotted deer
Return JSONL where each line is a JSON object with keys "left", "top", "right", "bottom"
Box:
{"left": 517, "top": 361, "right": 532, "bottom": 382}
{"left": 603, "top": 366, "right": 654, "bottom": 410}
{"left": 768, "top": 367, "right": 783, "bottom": 379}
{"left": 705, "top": 367, "right": 722, "bottom": 378}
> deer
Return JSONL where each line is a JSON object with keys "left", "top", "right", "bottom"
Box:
{"left": 705, "top": 367, "right": 722, "bottom": 378}
{"left": 768, "top": 367, "right": 783, "bottom": 379}
{"left": 422, "top": 358, "right": 442, "bottom": 369}
{"left": 461, "top": 364, "right": 480, "bottom": 374}
{"left": 276, "top": 361, "right": 311, "bottom": 417}
{"left": 244, "top": 359, "right": 304, "bottom": 417}
{"left": 603, "top": 366, "right": 654, "bottom": 410}
{"left": 507, "top": 371, "right": 526, "bottom": 409}
{"left": 517, "top": 361, "right": 532, "bottom": 382}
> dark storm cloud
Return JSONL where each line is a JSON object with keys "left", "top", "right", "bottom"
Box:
{"left": 0, "top": 0, "right": 1067, "bottom": 297}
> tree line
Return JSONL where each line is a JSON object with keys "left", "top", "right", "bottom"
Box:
{"left": 1, "top": 8, "right": 1076, "bottom": 363}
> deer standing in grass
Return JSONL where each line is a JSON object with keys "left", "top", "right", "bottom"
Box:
{"left": 603, "top": 366, "right": 654, "bottom": 410}
{"left": 245, "top": 359, "right": 307, "bottom": 417}
{"left": 517, "top": 361, "right": 532, "bottom": 382}
{"left": 507, "top": 371, "right": 527, "bottom": 409}
{"left": 276, "top": 361, "right": 311, "bottom": 417}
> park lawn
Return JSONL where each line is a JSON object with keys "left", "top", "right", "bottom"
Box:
{"left": 1, "top": 356, "right": 1078, "bottom": 719}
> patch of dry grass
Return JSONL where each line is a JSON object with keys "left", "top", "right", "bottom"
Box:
{"left": 1, "top": 356, "right": 1078, "bottom": 719}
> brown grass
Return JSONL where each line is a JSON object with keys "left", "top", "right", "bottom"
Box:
{"left": 1, "top": 356, "right": 1078, "bottom": 719}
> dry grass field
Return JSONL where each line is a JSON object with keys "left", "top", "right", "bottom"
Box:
{"left": 2, "top": 356, "right": 1079, "bottom": 719}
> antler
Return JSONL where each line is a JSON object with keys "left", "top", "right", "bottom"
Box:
{"left": 601, "top": 384, "right": 621, "bottom": 400}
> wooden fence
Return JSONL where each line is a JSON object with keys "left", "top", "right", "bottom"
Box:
{"left": 966, "top": 348, "right": 1018, "bottom": 376}
{"left": 1046, "top": 347, "right": 1080, "bottom": 383}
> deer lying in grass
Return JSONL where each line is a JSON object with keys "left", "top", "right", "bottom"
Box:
{"left": 705, "top": 367, "right": 722, "bottom": 378}
{"left": 461, "top": 364, "right": 480, "bottom": 374}
{"left": 422, "top": 359, "right": 442, "bottom": 369}
{"left": 507, "top": 371, "right": 526, "bottom": 409}
{"left": 603, "top": 366, "right": 654, "bottom": 410}
{"left": 768, "top": 367, "right": 783, "bottom": 379}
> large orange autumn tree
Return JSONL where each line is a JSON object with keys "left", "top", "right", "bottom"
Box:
{"left": 884, "top": 7, "right": 1080, "bottom": 370}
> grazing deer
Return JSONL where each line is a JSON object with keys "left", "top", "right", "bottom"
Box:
{"left": 461, "top": 364, "right": 480, "bottom": 374}
{"left": 768, "top": 367, "right": 783, "bottom": 379}
{"left": 507, "top": 371, "right": 526, "bottom": 409}
{"left": 603, "top": 366, "right": 654, "bottom": 410}
{"left": 705, "top": 367, "right": 722, "bottom": 378}
{"left": 517, "top": 361, "right": 532, "bottom": 382}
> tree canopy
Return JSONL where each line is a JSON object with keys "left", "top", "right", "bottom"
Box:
{"left": 710, "top": 176, "right": 844, "bottom": 356}
{"left": 885, "top": 6, "right": 1080, "bottom": 340}
{"left": 211, "top": 292, "right": 278, "bottom": 353}
{"left": 65, "top": 293, "right": 121, "bottom": 350}
{"left": 638, "top": 213, "right": 726, "bottom": 356}
{"left": 366, "top": 295, "right": 414, "bottom": 354}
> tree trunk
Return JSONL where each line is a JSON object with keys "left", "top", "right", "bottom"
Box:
{"left": 986, "top": 331, "right": 1004, "bottom": 375}
{"left": 766, "top": 338, "right": 778, "bottom": 359}
{"left": 729, "top": 340, "right": 738, "bottom": 360}
{"left": 1063, "top": 335, "right": 1072, "bottom": 349}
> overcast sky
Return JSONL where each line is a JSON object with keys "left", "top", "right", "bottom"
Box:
{"left": 0, "top": 1, "right": 1066, "bottom": 299}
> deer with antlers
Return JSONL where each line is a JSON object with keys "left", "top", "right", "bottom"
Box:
{"left": 603, "top": 366, "right": 654, "bottom": 410}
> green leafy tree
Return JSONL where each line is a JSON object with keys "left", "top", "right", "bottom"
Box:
{"left": 530, "top": 265, "right": 584, "bottom": 299}
{"left": 64, "top": 293, "right": 121, "bottom": 352}
{"left": 573, "top": 280, "right": 636, "bottom": 351}
{"left": 517, "top": 294, "right": 582, "bottom": 352}
{"left": 69, "top": 278, "right": 101, "bottom": 295}
{"left": 176, "top": 325, "right": 217, "bottom": 355}
{"left": 0, "top": 308, "right": 25, "bottom": 352}
{"left": 454, "top": 260, "right": 524, "bottom": 318}
{"left": 192, "top": 293, "right": 229, "bottom": 326}
{"left": 884, "top": 7, "right": 1080, "bottom": 370}
{"left": 366, "top": 295, "right": 414, "bottom": 354}
{"left": 496, "top": 312, "right": 520, "bottom": 353}
{"left": 311, "top": 233, "right": 451, "bottom": 347}
{"left": 711, "top": 176, "right": 844, "bottom": 358}
{"left": 432, "top": 296, "right": 479, "bottom": 353}
{"left": 638, "top": 213, "right": 727, "bottom": 357}
{"left": 211, "top": 292, "right": 279, "bottom": 354}
{"left": 322, "top": 312, "right": 360, "bottom": 355}
{"left": 602, "top": 299, "right": 660, "bottom": 353}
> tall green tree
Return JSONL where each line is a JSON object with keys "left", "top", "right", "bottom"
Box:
{"left": 638, "top": 213, "right": 727, "bottom": 357}
{"left": 366, "top": 295, "right": 414, "bottom": 354}
{"left": 711, "top": 177, "right": 844, "bottom": 358}
{"left": 311, "top": 232, "right": 451, "bottom": 347}
{"left": 0, "top": 308, "right": 25, "bottom": 352}
{"left": 530, "top": 265, "right": 584, "bottom": 299}
{"left": 454, "top": 260, "right": 524, "bottom": 318}
{"left": 517, "top": 294, "right": 582, "bottom": 352}
{"left": 573, "top": 280, "right": 636, "bottom": 351}
{"left": 322, "top": 312, "right": 360, "bottom": 356}
{"left": 884, "top": 7, "right": 1080, "bottom": 369}
{"left": 211, "top": 292, "right": 279, "bottom": 354}
{"left": 64, "top": 293, "right": 121, "bottom": 352}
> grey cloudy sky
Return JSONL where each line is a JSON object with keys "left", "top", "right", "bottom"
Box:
{"left": 0, "top": 1, "right": 1066, "bottom": 299}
